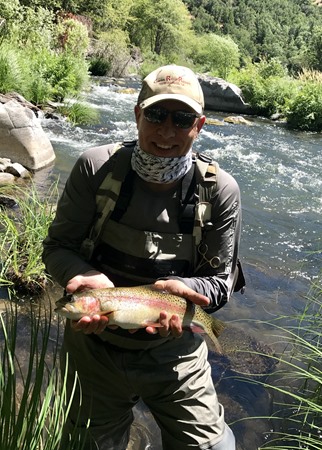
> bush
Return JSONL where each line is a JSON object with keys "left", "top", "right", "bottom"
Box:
{"left": 89, "top": 29, "right": 132, "bottom": 77}
{"left": 0, "top": 183, "right": 58, "bottom": 297}
{"left": 57, "top": 100, "right": 100, "bottom": 125}
{"left": 232, "top": 59, "right": 294, "bottom": 116}
{"left": 286, "top": 81, "right": 322, "bottom": 132}
{"left": 191, "top": 33, "right": 240, "bottom": 79}
{"left": 0, "top": 45, "right": 29, "bottom": 95}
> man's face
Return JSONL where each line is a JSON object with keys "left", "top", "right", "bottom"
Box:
{"left": 135, "top": 100, "right": 206, "bottom": 158}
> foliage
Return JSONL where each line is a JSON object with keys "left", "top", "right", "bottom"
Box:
{"left": 254, "top": 272, "right": 322, "bottom": 449}
{"left": 183, "top": 0, "right": 322, "bottom": 72}
{"left": 129, "top": 0, "right": 194, "bottom": 59}
{"left": 56, "top": 17, "right": 90, "bottom": 58}
{"left": 230, "top": 59, "right": 294, "bottom": 117}
{"left": 0, "top": 45, "right": 30, "bottom": 96}
{"left": 57, "top": 99, "right": 100, "bottom": 125}
{"left": 286, "top": 80, "right": 322, "bottom": 132}
{"left": 0, "top": 303, "right": 78, "bottom": 450}
{"left": 94, "top": 0, "right": 135, "bottom": 31}
{"left": 191, "top": 33, "right": 240, "bottom": 78}
{"left": 0, "top": 182, "right": 59, "bottom": 297}
{"left": 88, "top": 29, "right": 133, "bottom": 77}
{"left": 304, "top": 26, "right": 322, "bottom": 72}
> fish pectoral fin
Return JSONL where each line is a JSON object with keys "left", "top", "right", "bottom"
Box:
{"left": 189, "top": 324, "right": 205, "bottom": 334}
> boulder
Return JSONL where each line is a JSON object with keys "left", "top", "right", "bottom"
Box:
{"left": 199, "top": 75, "right": 255, "bottom": 115}
{"left": 224, "top": 115, "right": 253, "bottom": 125}
{"left": 0, "top": 172, "right": 15, "bottom": 185}
{"left": 0, "top": 157, "right": 32, "bottom": 185}
{"left": 0, "top": 100, "right": 55, "bottom": 171}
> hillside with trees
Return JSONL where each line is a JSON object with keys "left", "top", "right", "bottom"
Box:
{"left": 1, "top": 0, "right": 322, "bottom": 130}
{"left": 183, "top": 0, "right": 322, "bottom": 72}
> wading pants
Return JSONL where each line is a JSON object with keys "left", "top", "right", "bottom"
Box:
{"left": 59, "top": 323, "right": 236, "bottom": 450}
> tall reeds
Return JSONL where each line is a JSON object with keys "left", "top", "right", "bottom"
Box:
{"left": 0, "top": 182, "right": 58, "bottom": 297}
{"left": 0, "top": 302, "right": 78, "bottom": 450}
{"left": 256, "top": 272, "right": 322, "bottom": 449}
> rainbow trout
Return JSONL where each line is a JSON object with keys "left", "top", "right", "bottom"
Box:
{"left": 55, "top": 285, "right": 225, "bottom": 352}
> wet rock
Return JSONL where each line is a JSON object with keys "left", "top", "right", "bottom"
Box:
{"left": 0, "top": 172, "right": 15, "bottom": 185}
{"left": 199, "top": 75, "right": 255, "bottom": 115}
{"left": 205, "top": 118, "right": 226, "bottom": 126}
{"left": 0, "top": 98, "right": 55, "bottom": 171}
{"left": 0, "top": 157, "right": 32, "bottom": 185}
{"left": 224, "top": 116, "right": 253, "bottom": 125}
{"left": 5, "top": 162, "right": 31, "bottom": 178}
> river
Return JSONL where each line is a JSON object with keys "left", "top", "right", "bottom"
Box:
{"left": 37, "top": 77, "right": 322, "bottom": 450}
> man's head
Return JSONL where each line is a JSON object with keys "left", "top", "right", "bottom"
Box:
{"left": 137, "top": 64, "right": 204, "bottom": 114}
{"left": 135, "top": 65, "right": 206, "bottom": 159}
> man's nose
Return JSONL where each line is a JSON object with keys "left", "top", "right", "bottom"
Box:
{"left": 157, "top": 115, "right": 176, "bottom": 138}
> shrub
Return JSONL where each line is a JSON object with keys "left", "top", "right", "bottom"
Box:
{"left": 57, "top": 100, "right": 100, "bottom": 125}
{"left": 286, "top": 81, "right": 322, "bottom": 131}
{"left": 89, "top": 29, "right": 132, "bottom": 77}
{"left": 191, "top": 33, "right": 240, "bottom": 79}
{"left": 256, "top": 272, "right": 322, "bottom": 449}
{"left": 233, "top": 59, "right": 294, "bottom": 116}
{"left": 0, "top": 45, "right": 29, "bottom": 95}
{"left": 0, "top": 182, "right": 58, "bottom": 297}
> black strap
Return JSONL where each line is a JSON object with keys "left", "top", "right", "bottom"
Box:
{"left": 110, "top": 163, "right": 198, "bottom": 233}
{"left": 178, "top": 164, "right": 197, "bottom": 233}
{"left": 110, "top": 168, "right": 136, "bottom": 222}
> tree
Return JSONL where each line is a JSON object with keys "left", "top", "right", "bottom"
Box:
{"left": 192, "top": 33, "right": 240, "bottom": 78}
{"left": 129, "top": 0, "right": 194, "bottom": 59}
{"left": 305, "top": 26, "right": 322, "bottom": 71}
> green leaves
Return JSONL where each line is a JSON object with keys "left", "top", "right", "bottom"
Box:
{"left": 0, "top": 182, "right": 59, "bottom": 297}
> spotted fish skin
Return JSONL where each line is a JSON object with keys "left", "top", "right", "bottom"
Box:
{"left": 55, "top": 284, "right": 225, "bottom": 352}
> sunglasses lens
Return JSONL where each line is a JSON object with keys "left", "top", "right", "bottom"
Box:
{"left": 144, "top": 107, "right": 167, "bottom": 124}
{"left": 143, "top": 107, "right": 199, "bottom": 129}
{"left": 173, "top": 112, "right": 198, "bottom": 129}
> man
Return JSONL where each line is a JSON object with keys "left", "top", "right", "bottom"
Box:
{"left": 43, "top": 64, "right": 241, "bottom": 449}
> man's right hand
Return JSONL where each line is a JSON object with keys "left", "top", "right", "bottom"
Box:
{"left": 66, "top": 270, "right": 115, "bottom": 335}
{"left": 66, "top": 269, "right": 114, "bottom": 293}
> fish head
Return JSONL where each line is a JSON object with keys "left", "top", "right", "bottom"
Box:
{"left": 55, "top": 294, "right": 108, "bottom": 320}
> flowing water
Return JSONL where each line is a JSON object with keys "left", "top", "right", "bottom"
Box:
{"left": 31, "top": 77, "right": 322, "bottom": 449}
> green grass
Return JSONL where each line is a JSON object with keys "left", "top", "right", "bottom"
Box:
{"left": 0, "top": 302, "right": 78, "bottom": 450}
{"left": 239, "top": 273, "right": 322, "bottom": 449}
{"left": 0, "top": 182, "right": 58, "bottom": 297}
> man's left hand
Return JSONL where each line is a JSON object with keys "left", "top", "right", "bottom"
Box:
{"left": 145, "top": 279, "right": 210, "bottom": 337}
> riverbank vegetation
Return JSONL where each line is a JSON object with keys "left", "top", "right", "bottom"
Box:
{"left": 256, "top": 272, "right": 322, "bottom": 449}
{"left": 1, "top": 0, "right": 322, "bottom": 129}
{"left": 0, "top": 303, "right": 78, "bottom": 450}
{"left": 0, "top": 183, "right": 58, "bottom": 297}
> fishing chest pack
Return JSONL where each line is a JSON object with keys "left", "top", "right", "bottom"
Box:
{"left": 80, "top": 140, "right": 245, "bottom": 293}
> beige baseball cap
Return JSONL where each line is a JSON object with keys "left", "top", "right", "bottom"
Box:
{"left": 138, "top": 65, "right": 204, "bottom": 114}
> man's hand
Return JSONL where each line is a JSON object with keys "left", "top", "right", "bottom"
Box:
{"left": 66, "top": 270, "right": 115, "bottom": 335}
{"left": 66, "top": 270, "right": 114, "bottom": 293}
{"left": 145, "top": 279, "right": 210, "bottom": 338}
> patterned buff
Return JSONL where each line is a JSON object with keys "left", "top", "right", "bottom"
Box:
{"left": 131, "top": 143, "right": 193, "bottom": 184}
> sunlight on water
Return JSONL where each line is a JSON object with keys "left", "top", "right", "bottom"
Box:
{"left": 35, "top": 78, "right": 322, "bottom": 450}
{"left": 43, "top": 81, "right": 322, "bottom": 283}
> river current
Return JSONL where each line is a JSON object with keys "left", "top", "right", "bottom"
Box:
{"left": 39, "top": 77, "right": 321, "bottom": 450}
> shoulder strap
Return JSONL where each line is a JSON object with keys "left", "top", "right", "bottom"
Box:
{"left": 80, "top": 148, "right": 219, "bottom": 260}
{"left": 80, "top": 142, "right": 134, "bottom": 260}
{"left": 193, "top": 153, "right": 219, "bottom": 246}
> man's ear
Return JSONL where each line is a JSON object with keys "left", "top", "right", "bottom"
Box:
{"left": 134, "top": 105, "right": 141, "bottom": 124}
{"left": 197, "top": 115, "right": 206, "bottom": 132}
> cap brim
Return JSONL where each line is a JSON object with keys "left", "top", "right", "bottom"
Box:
{"left": 139, "top": 94, "right": 203, "bottom": 115}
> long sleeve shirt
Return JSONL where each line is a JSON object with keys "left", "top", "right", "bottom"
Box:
{"left": 43, "top": 143, "right": 242, "bottom": 312}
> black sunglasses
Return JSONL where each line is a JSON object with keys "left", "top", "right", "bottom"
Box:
{"left": 143, "top": 106, "right": 200, "bottom": 129}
